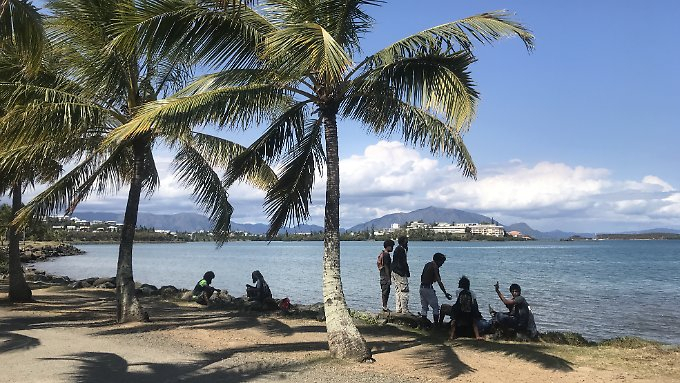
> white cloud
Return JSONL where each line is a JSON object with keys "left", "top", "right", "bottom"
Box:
{"left": 4, "top": 141, "right": 678, "bottom": 233}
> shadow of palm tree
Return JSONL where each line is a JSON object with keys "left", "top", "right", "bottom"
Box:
{"left": 405, "top": 342, "right": 476, "bottom": 379}
{"left": 465, "top": 340, "right": 573, "bottom": 371}
{"left": 0, "top": 332, "right": 41, "bottom": 354}
{"left": 43, "top": 350, "right": 321, "bottom": 383}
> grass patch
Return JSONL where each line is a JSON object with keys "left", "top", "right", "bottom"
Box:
{"left": 599, "top": 336, "right": 662, "bottom": 349}
{"left": 540, "top": 331, "right": 594, "bottom": 346}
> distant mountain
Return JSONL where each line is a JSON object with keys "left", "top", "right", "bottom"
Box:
{"left": 71, "top": 211, "right": 323, "bottom": 234}
{"left": 620, "top": 228, "right": 680, "bottom": 235}
{"left": 504, "top": 223, "right": 593, "bottom": 240}
{"left": 347, "top": 206, "right": 494, "bottom": 232}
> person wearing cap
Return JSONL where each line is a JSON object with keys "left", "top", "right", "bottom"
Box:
{"left": 192, "top": 271, "right": 218, "bottom": 305}
{"left": 489, "top": 281, "right": 530, "bottom": 332}
{"left": 419, "top": 252, "right": 453, "bottom": 325}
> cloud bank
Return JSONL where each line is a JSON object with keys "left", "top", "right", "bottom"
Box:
{"left": 7, "top": 141, "right": 679, "bottom": 233}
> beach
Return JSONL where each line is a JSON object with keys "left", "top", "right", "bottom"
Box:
{"left": 32, "top": 240, "right": 680, "bottom": 345}
{"left": 1, "top": 281, "right": 679, "bottom": 383}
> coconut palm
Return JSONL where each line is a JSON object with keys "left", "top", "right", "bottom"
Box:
{"left": 92, "top": 0, "right": 533, "bottom": 359}
{"left": 0, "top": 0, "right": 51, "bottom": 302}
{"left": 6, "top": 0, "right": 275, "bottom": 322}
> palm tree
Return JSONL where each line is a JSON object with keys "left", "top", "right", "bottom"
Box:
{"left": 0, "top": 149, "right": 61, "bottom": 302}
{"left": 6, "top": 0, "right": 275, "bottom": 322}
{"left": 96, "top": 0, "right": 533, "bottom": 360}
{"left": 0, "top": 0, "right": 50, "bottom": 302}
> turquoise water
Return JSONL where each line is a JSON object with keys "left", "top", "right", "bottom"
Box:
{"left": 33, "top": 240, "right": 680, "bottom": 344}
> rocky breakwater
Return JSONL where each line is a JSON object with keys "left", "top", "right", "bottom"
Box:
{"left": 19, "top": 243, "right": 85, "bottom": 263}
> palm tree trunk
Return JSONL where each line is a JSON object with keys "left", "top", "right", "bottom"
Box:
{"left": 8, "top": 182, "right": 32, "bottom": 302}
{"left": 321, "top": 110, "right": 372, "bottom": 361}
{"left": 115, "top": 138, "right": 148, "bottom": 322}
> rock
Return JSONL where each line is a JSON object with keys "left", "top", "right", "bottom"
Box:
{"left": 51, "top": 277, "right": 68, "bottom": 284}
{"left": 140, "top": 283, "right": 158, "bottom": 291}
{"left": 101, "top": 281, "right": 115, "bottom": 289}
{"left": 68, "top": 281, "right": 82, "bottom": 289}
{"left": 80, "top": 281, "right": 92, "bottom": 288}
{"left": 93, "top": 277, "right": 115, "bottom": 287}
{"left": 137, "top": 286, "right": 159, "bottom": 296}
{"left": 159, "top": 285, "right": 179, "bottom": 296}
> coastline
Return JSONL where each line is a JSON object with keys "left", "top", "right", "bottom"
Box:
{"left": 9, "top": 266, "right": 678, "bottom": 349}
{"left": 1, "top": 279, "right": 678, "bottom": 382}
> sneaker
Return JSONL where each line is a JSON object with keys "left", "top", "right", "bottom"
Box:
{"left": 382, "top": 307, "right": 391, "bottom": 312}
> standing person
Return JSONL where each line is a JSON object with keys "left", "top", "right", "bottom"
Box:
{"left": 192, "top": 271, "right": 217, "bottom": 305}
{"left": 377, "top": 239, "right": 395, "bottom": 312}
{"left": 419, "top": 252, "right": 453, "bottom": 325}
{"left": 391, "top": 235, "right": 411, "bottom": 314}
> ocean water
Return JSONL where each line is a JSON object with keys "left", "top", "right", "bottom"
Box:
{"left": 32, "top": 240, "right": 680, "bottom": 345}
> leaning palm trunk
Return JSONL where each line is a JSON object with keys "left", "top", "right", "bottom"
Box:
{"left": 321, "top": 110, "right": 371, "bottom": 361}
{"left": 8, "top": 183, "right": 32, "bottom": 302}
{"left": 115, "top": 138, "right": 148, "bottom": 322}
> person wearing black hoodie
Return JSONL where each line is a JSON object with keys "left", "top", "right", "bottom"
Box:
{"left": 391, "top": 236, "right": 411, "bottom": 314}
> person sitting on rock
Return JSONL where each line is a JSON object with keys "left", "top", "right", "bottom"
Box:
{"left": 489, "top": 281, "right": 537, "bottom": 338}
{"left": 192, "top": 271, "right": 217, "bottom": 305}
{"left": 246, "top": 270, "right": 272, "bottom": 302}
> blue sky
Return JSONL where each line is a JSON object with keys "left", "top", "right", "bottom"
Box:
{"left": 8, "top": 1, "right": 680, "bottom": 233}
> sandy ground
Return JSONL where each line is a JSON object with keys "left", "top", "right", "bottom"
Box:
{"left": 1, "top": 283, "right": 678, "bottom": 383}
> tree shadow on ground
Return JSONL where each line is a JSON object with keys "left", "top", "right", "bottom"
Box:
{"left": 463, "top": 340, "right": 573, "bottom": 371}
{"left": 0, "top": 332, "right": 41, "bottom": 354}
{"left": 42, "top": 351, "right": 319, "bottom": 383}
{"left": 406, "top": 342, "right": 476, "bottom": 379}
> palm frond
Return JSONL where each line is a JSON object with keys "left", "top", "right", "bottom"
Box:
{"left": 141, "top": 144, "right": 159, "bottom": 196}
{"left": 343, "top": 90, "right": 476, "bottom": 178}
{"left": 0, "top": 144, "right": 62, "bottom": 188}
{"left": 351, "top": 51, "right": 478, "bottom": 131}
{"left": 12, "top": 144, "right": 132, "bottom": 227}
{"left": 178, "top": 68, "right": 297, "bottom": 95}
{"left": 263, "top": 118, "right": 324, "bottom": 238}
{"left": 0, "top": 0, "right": 45, "bottom": 73}
{"left": 172, "top": 144, "right": 233, "bottom": 244}
{"left": 106, "top": 83, "right": 288, "bottom": 143}
{"left": 363, "top": 10, "right": 533, "bottom": 69}
{"left": 222, "top": 100, "right": 309, "bottom": 186}
{"left": 261, "top": 22, "right": 351, "bottom": 83}
{"left": 110, "top": 0, "right": 273, "bottom": 70}
{"left": 0, "top": 83, "right": 118, "bottom": 147}
{"left": 189, "top": 132, "right": 278, "bottom": 189}
{"left": 264, "top": 0, "right": 379, "bottom": 54}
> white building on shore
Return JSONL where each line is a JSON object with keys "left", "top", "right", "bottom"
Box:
{"left": 380, "top": 221, "right": 506, "bottom": 237}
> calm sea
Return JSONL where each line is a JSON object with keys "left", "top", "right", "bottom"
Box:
{"left": 32, "top": 240, "right": 680, "bottom": 344}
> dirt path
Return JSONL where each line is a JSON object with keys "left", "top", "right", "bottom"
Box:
{"left": 1, "top": 284, "right": 678, "bottom": 382}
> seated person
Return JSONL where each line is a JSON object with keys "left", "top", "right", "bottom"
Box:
{"left": 192, "top": 271, "right": 217, "bottom": 305}
{"left": 246, "top": 270, "right": 272, "bottom": 302}
{"left": 450, "top": 276, "right": 485, "bottom": 340}
{"left": 490, "top": 281, "right": 537, "bottom": 337}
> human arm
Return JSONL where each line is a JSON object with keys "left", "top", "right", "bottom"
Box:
{"left": 436, "top": 268, "right": 452, "bottom": 300}
{"left": 495, "top": 281, "right": 514, "bottom": 306}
